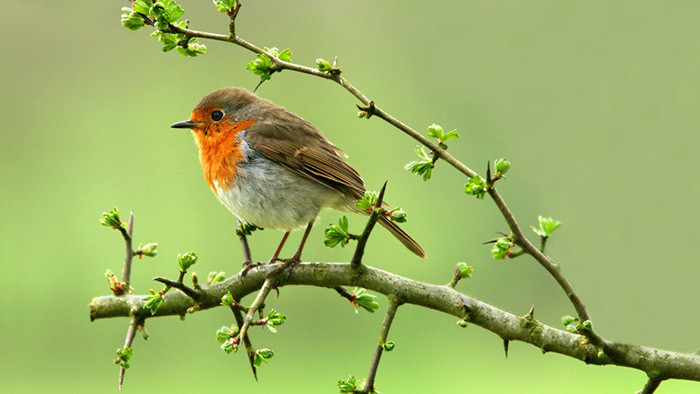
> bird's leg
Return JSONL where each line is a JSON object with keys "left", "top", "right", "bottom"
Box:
{"left": 268, "top": 231, "right": 291, "bottom": 264}
{"left": 271, "top": 220, "right": 314, "bottom": 275}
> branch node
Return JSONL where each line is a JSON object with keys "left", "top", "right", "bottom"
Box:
{"left": 356, "top": 101, "right": 376, "bottom": 119}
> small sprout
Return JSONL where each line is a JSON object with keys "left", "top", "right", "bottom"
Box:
{"left": 115, "top": 347, "right": 133, "bottom": 369}
{"left": 213, "top": 0, "right": 238, "bottom": 14}
{"left": 494, "top": 158, "right": 511, "bottom": 178}
{"left": 357, "top": 111, "right": 367, "bottom": 118}
{"left": 253, "top": 348, "right": 274, "bottom": 366}
{"left": 315, "top": 58, "right": 341, "bottom": 75}
{"left": 100, "top": 207, "right": 123, "bottom": 229}
{"left": 351, "top": 288, "right": 379, "bottom": 313}
{"left": 143, "top": 289, "right": 164, "bottom": 315}
{"left": 264, "top": 309, "right": 287, "bottom": 333}
{"left": 492, "top": 238, "right": 514, "bottom": 259}
{"left": 561, "top": 315, "right": 577, "bottom": 326}
{"left": 581, "top": 320, "right": 592, "bottom": 331}
{"left": 324, "top": 216, "right": 353, "bottom": 248}
{"left": 245, "top": 47, "right": 291, "bottom": 81}
{"left": 532, "top": 216, "right": 562, "bottom": 238}
{"left": 565, "top": 324, "right": 579, "bottom": 334}
{"left": 456, "top": 262, "right": 473, "bottom": 279}
{"left": 191, "top": 272, "right": 200, "bottom": 288}
{"left": 177, "top": 38, "right": 207, "bottom": 57}
{"left": 388, "top": 208, "right": 407, "bottom": 223}
{"left": 105, "top": 270, "right": 126, "bottom": 295}
{"left": 464, "top": 175, "right": 487, "bottom": 199}
{"left": 221, "top": 291, "right": 235, "bottom": 306}
{"left": 383, "top": 341, "right": 395, "bottom": 352}
{"left": 135, "top": 243, "right": 158, "bottom": 258}
{"left": 355, "top": 191, "right": 379, "bottom": 212}
{"left": 457, "top": 319, "right": 469, "bottom": 328}
{"left": 216, "top": 325, "right": 239, "bottom": 344}
{"left": 597, "top": 349, "right": 606, "bottom": 360}
{"left": 208, "top": 271, "right": 227, "bottom": 285}
{"left": 177, "top": 252, "right": 198, "bottom": 272}
{"left": 238, "top": 220, "right": 263, "bottom": 236}
{"left": 121, "top": 8, "right": 146, "bottom": 31}
{"left": 405, "top": 146, "right": 435, "bottom": 181}
{"left": 427, "top": 124, "right": 459, "bottom": 148}
{"left": 337, "top": 375, "right": 358, "bottom": 392}
{"left": 220, "top": 336, "right": 240, "bottom": 354}
{"left": 186, "top": 304, "right": 200, "bottom": 314}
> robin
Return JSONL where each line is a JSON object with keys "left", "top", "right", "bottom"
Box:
{"left": 171, "top": 87, "right": 425, "bottom": 266}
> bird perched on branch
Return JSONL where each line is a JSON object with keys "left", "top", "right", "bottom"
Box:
{"left": 171, "top": 87, "right": 425, "bottom": 267}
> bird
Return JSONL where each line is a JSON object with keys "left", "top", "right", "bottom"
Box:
{"left": 171, "top": 87, "right": 425, "bottom": 267}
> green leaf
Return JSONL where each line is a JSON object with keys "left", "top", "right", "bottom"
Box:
{"left": 100, "top": 207, "right": 123, "bottom": 229}
{"left": 253, "top": 348, "right": 274, "bottom": 366}
{"left": 337, "top": 375, "right": 357, "bottom": 392}
{"left": 316, "top": 58, "right": 332, "bottom": 72}
{"left": 208, "top": 271, "right": 226, "bottom": 285}
{"left": 177, "top": 252, "right": 198, "bottom": 272}
{"left": 176, "top": 38, "right": 207, "bottom": 57}
{"left": 143, "top": 290, "right": 164, "bottom": 315}
{"left": 121, "top": 8, "right": 146, "bottom": 31}
{"left": 491, "top": 238, "right": 514, "bottom": 259}
{"left": 355, "top": 191, "right": 379, "bottom": 211}
{"left": 427, "top": 124, "right": 444, "bottom": 139}
{"left": 278, "top": 49, "right": 292, "bottom": 62}
{"left": 441, "top": 129, "right": 459, "bottom": 141}
{"left": 532, "top": 215, "right": 562, "bottom": 237}
{"left": 494, "top": 158, "right": 511, "bottom": 176}
{"left": 133, "top": 0, "right": 153, "bottom": 15}
{"left": 213, "top": 0, "right": 237, "bottom": 13}
{"left": 383, "top": 341, "right": 395, "bottom": 351}
{"left": 136, "top": 243, "right": 158, "bottom": 257}
{"left": 220, "top": 291, "right": 235, "bottom": 306}
{"left": 456, "top": 262, "right": 473, "bottom": 279}
{"left": 404, "top": 147, "right": 435, "bottom": 181}
{"left": 353, "top": 288, "right": 379, "bottom": 313}
{"left": 561, "top": 315, "right": 577, "bottom": 326}
{"left": 324, "top": 217, "right": 352, "bottom": 248}
{"left": 464, "top": 175, "right": 487, "bottom": 199}
{"left": 215, "top": 325, "right": 238, "bottom": 344}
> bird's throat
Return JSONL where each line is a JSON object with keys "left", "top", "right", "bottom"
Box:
{"left": 194, "top": 118, "right": 255, "bottom": 190}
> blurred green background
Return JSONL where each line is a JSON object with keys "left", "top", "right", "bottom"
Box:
{"left": 1, "top": 1, "right": 698, "bottom": 392}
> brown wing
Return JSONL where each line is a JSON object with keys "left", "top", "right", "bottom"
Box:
{"left": 244, "top": 114, "right": 366, "bottom": 200}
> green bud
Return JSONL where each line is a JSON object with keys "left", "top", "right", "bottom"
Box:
{"left": 177, "top": 252, "right": 198, "bottom": 272}
{"left": 100, "top": 207, "right": 123, "bottom": 229}
{"left": 456, "top": 262, "right": 473, "bottom": 279}
{"left": 492, "top": 238, "right": 514, "bottom": 259}
{"left": 457, "top": 319, "right": 468, "bottom": 328}
{"left": 565, "top": 324, "right": 579, "bottom": 334}
{"left": 253, "top": 348, "right": 274, "bottom": 366}
{"left": 389, "top": 208, "right": 407, "bottom": 223}
{"left": 353, "top": 288, "right": 379, "bottom": 313}
{"left": 121, "top": 8, "right": 145, "bottom": 31}
{"left": 464, "top": 175, "right": 487, "bottom": 199}
{"left": 597, "top": 349, "right": 606, "bottom": 360}
{"left": 494, "top": 158, "right": 511, "bottom": 176}
{"left": 581, "top": 320, "right": 592, "bottom": 330}
{"left": 337, "top": 376, "right": 357, "bottom": 392}
{"left": 208, "top": 271, "right": 226, "bottom": 284}
{"left": 383, "top": 341, "right": 395, "bottom": 351}
{"left": 532, "top": 215, "right": 562, "bottom": 237}
{"left": 143, "top": 289, "right": 164, "bottom": 315}
{"left": 115, "top": 347, "right": 134, "bottom": 369}
{"left": 561, "top": 315, "right": 577, "bottom": 326}
{"left": 137, "top": 243, "right": 158, "bottom": 257}
{"left": 220, "top": 291, "right": 235, "bottom": 306}
{"left": 357, "top": 111, "right": 367, "bottom": 118}
{"left": 427, "top": 124, "right": 444, "bottom": 139}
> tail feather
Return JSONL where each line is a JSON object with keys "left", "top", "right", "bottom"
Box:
{"left": 377, "top": 215, "right": 426, "bottom": 258}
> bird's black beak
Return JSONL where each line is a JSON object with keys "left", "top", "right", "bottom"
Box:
{"left": 170, "top": 119, "right": 201, "bottom": 129}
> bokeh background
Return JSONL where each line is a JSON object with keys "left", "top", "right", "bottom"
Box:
{"left": 1, "top": 1, "right": 698, "bottom": 392}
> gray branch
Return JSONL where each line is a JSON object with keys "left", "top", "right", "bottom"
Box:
{"left": 90, "top": 262, "right": 700, "bottom": 383}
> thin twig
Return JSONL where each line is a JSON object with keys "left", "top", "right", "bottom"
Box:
{"left": 351, "top": 182, "right": 387, "bottom": 269}
{"left": 237, "top": 276, "right": 275, "bottom": 344}
{"left": 153, "top": 277, "right": 201, "bottom": 300}
{"left": 118, "top": 316, "right": 142, "bottom": 390}
{"left": 361, "top": 297, "right": 400, "bottom": 393}
{"left": 334, "top": 286, "right": 355, "bottom": 302}
{"left": 230, "top": 305, "right": 257, "bottom": 380}
{"left": 236, "top": 218, "right": 253, "bottom": 264}
{"left": 120, "top": 211, "right": 134, "bottom": 292}
{"left": 638, "top": 376, "right": 663, "bottom": 394}
{"left": 539, "top": 236, "right": 548, "bottom": 254}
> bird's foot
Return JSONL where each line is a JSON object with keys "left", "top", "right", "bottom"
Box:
{"left": 240, "top": 261, "right": 263, "bottom": 277}
{"left": 269, "top": 254, "right": 301, "bottom": 280}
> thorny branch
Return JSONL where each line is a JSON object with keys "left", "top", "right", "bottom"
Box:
{"left": 361, "top": 297, "right": 400, "bottom": 393}
{"left": 90, "top": 262, "right": 700, "bottom": 384}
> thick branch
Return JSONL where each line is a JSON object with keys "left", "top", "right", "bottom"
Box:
{"left": 90, "top": 262, "right": 700, "bottom": 383}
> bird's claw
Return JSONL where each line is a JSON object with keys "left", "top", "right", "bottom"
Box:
{"left": 240, "top": 261, "right": 263, "bottom": 277}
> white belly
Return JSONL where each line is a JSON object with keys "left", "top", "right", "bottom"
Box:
{"left": 214, "top": 142, "right": 349, "bottom": 230}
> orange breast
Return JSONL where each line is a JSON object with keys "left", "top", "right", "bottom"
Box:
{"left": 194, "top": 118, "right": 256, "bottom": 189}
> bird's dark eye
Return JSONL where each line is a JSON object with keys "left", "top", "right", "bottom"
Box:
{"left": 211, "top": 110, "right": 224, "bottom": 121}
